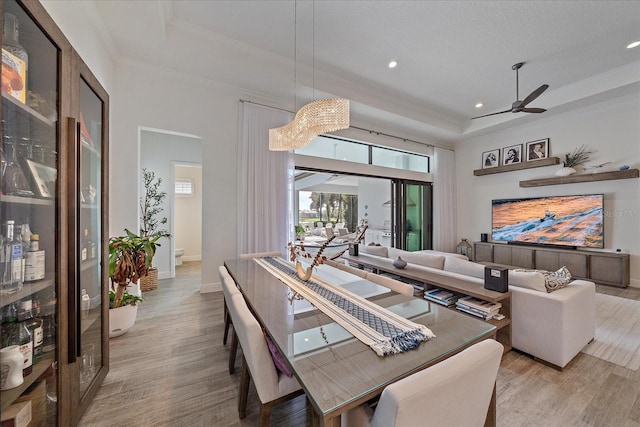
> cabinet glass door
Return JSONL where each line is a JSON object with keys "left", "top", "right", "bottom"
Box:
{"left": 1, "top": 0, "right": 60, "bottom": 424}
{"left": 77, "top": 78, "right": 103, "bottom": 397}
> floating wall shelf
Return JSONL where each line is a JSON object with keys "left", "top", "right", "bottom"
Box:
{"left": 473, "top": 157, "right": 560, "bottom": 176}
{"left": 519, "top": 168, "right": 639, "bottom": 187}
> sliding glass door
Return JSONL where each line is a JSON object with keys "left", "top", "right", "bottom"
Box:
{"left": 392, "top": 180, "right": 433, "bottom": 251}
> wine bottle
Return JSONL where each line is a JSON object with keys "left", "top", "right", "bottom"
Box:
{"left": 21, "top": 299, "right": 43, "bottom": 363}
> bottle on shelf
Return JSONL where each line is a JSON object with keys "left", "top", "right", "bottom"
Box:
{"left": 24, "top": 232, "right": 45, "bottom": 282}
{"left": 0, "top": 139, "right": 33, "bottom": 196}
{"left": 7, "top": 302, "right": 32, "bottom": 376}
{"left": 0, "top": 302, "right": 18, "bottom": 348}
{"left": 81, "top": 228, "right": 89, "bottom": 261}
{"left": 21, "top": 298, "right": 43, "bottom": 364}
{"left": 0, "top": 220, "right": 24, "bottom": 294}
{"left": 2, "top": 12, "right": 29, "bottom": 103}
{"left": 81, "top": 288, "right": 90, "bottom": 319}
{"left": 41, "top": 314, "right": 55, "bottom": 353}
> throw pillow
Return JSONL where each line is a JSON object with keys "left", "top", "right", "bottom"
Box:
{"left": 510, "top": 269, "right": 547, "bottom": 292}
{"left": 264, "top": 333, "right": 293, "bottom": 378}
{"left": 544, "top": 266, "right": 572, "bottom": 293}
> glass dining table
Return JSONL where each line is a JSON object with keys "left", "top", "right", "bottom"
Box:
{"left": 224, "top": 258, "right": 497, "bottom": 427}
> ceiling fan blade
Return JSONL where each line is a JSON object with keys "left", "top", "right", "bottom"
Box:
{"left": 521, "top": 107, "right": 546, "bottom": 113}
{"left": 471, "top": 109, "right": 511, "bottom": 119}
{"left": 520, "top": 84, "right": 549, "bottom": 107}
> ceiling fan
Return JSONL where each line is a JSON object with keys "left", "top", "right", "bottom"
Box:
{"left": 472, "top": 62, "right": 549, "bottom": 119}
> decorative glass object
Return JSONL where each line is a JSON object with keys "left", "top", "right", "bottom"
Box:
{"left": 456, "top": 238, "right": 473, "bottom": 260}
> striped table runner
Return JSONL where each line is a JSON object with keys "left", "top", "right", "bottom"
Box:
{"left": 255, "top": 257, "right": 435, "bottom": 356}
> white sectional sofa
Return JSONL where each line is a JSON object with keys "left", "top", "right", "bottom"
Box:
{"left": 356, "top": 245, "right": 596, "bottom": 369}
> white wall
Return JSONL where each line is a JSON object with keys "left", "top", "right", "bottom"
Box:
{"left": 140, "top": 130, "right": 202, "bottom": 279}
{"left": 175, "top": 165, "right": 202, "bottom": 262}
{"left": 455, "top": 95, "right": 640, "bottom": 287}
{"left": 358, "top": 177, "right": 391, "bottom": 230}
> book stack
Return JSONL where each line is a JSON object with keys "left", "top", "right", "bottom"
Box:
{"left": 455, "top": 296, "right": 501, "bottom": 320}
{"left": 423, "top": 288, "right": 462, "bottom": 307}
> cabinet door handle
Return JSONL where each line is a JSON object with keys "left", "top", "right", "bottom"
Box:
{"left": 67, "top": 117, "right": 81, "bottom": 363}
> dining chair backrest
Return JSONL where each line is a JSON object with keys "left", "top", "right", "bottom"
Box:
{"left": 335, "top": 263, "right": 368, "bottom": 279}
{"left": 219, "top": 266, "right": 241, "bottom": 301}
{"left": 365, "top": 273, "right": 414, "bottom": 297}
{"left": 239, "top": 252, "right": 282, "bottom": 259}
{"left": 355, "top": 339, "right": 503, "bottom": 427}
{"left": 226, "top": 293, "right": 283, "bottom": 404}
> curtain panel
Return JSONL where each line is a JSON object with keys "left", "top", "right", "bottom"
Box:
{"left": 432, "top": 147, "right": 457, "bottom": 252}
{"left": 237, "top": 101, "right": 294, "bottom": 255}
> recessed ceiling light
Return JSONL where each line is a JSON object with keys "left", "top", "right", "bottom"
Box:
{"left": 388, "top": 60, "right": 398, "bottom": 69}
{"left": 627, "top": 41, "right": 640, "bottom": 49}
{"left": 475, "top": 103, "right": 484, "bottom": 108}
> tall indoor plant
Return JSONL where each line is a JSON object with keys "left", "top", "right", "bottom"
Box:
{"left": 139, "top": 168, "right": 170, "bottom": 290}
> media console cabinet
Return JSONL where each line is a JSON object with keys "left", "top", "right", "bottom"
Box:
{"left": 473, "top": 242, "right": 630, "bottom": 288}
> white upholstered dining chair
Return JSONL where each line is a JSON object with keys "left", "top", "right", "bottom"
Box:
{"left": 219, "top": 266, "right": 242, "bottom": 374}
{"left": 226, "top": 292, "right": 303, "bottom": 426}
{"left": 341, "top": 339, "right": 503, "bottom": 427}
{"left": 364, "top": 272, "right": 414, "bottom": 296}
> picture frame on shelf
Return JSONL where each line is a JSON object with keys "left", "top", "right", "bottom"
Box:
{"left": 526, "top": 138, "right": 549, "bottom": 161}
{"left": 502, "top": 144, "right": 522, "bottom": 165}
{"left": 482, "top": 149, "right": 500, "bottom": 169}
{"left": 25, "top": 159, "right": 57, "bottom": 198}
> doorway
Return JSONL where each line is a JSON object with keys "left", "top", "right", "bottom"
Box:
{"left": 173, "top": 163, "right": 202, "bottom": 277}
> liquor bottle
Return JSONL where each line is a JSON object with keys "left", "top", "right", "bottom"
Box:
{"left": 1, "top": 140, "right": 32, "bottom": 196}
{"left": 24, "top": 233, "right": 45, "bottom": 282}
{"left": 8, "top": 304, "right": 32, "bottom": 376}
{"left": 20, "top": 299, "right": 43, "bottom": 364}
{"left": 81, "top": 289, "right": 90, "bottom": 319}
{"left": 41, "top": 315, "right": 56, "bottom": 353}
{"left": 2, "top": 12, "right": 28, "bottom": 103}
{"left": 0, "top": 220, "right": 24, "bottom": 294}
{"left": 0, "top": 302, "right": 17, "bottom": 348}
{"left": 81, "top": 228, "right": 88, "bottom": 261}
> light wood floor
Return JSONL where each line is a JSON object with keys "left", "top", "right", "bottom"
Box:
{"left": 79, "top": 265, "right": 640, "bottom": 426}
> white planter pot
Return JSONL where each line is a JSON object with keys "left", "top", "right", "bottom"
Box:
{"left": 555, "top": 167, "right": 576, "bottom": 177}
{"left": 109, "top": 304, "right": 138, "bottom": 338}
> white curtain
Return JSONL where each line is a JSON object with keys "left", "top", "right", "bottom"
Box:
{"left": 432, "top": 147, "right": 457, "bottom": 252}
{"left": 237, "top": 101, "right": 294, "bottom": 255}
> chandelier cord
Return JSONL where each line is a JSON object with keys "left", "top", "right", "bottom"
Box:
{"left": 312, "top": 0, "right": 315, "bottom": 101}
{"left": 294, "top": 0, "right": 297, "bottom": 112}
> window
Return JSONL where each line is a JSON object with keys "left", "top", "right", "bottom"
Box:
{"left": 175, "top": 178, "right": 194, "bottom": 196}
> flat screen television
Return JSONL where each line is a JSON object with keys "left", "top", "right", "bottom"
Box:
{"left": 491, "top": 194, "right": 604, "bottom": 249}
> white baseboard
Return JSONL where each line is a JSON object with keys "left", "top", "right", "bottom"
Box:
{"left": 629, "top": 279, "right": 640, "bottom": 289}
{"left": 200, "top": 282, "right": 221, "bottom": 293}
{"left": 183, "top": 255, "right": 201, "bottom": 262}
{"left": 158, "top": 270, "right": 170, "bottom": 280}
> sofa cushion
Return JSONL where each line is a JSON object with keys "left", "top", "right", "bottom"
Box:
{"left": 359, "top": 245, "right": 389, "bottom": 257}
{"left": 388, "top": 248, "right": 445, "bottom": 270}
{"left": 443, "top": 256, "right": 485, "bottom": 279}
{"left": 510, "top": 270, "right": 547, "bottom": 293}
{"left": 417, "top": 249, "right": 468, "bottom": 261}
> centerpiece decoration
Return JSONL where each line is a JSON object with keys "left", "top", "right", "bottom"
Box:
{"left": 288, "top": 235, "right": 335, "bottom": 281}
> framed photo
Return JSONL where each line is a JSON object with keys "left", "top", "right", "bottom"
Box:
{"left": 502, "top": 144, "right": 522, "bottom": 165}
{"left": 482, "top": 149, "right": 500, "bottom": 169}
{"left": 526, "top": 138, "right": 549, "bottom": 161}
{"left": 25, "top": 159, "right": 57, "bottom": 198}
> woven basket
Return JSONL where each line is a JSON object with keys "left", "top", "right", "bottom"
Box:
{"left": 140, "top": 268, "right": 158, "bottom": 291}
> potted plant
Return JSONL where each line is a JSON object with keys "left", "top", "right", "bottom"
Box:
{"left": 108, "top": 229, "right": 161, "bottom": 337}
{"left": 556, "top": 145, "right": 591, "bottom": 176}
{"left": 295, "top": 225, "right": 306, "bottom": 241}
{"left": 139, "top": 168, "right": 171, "bottom": 290}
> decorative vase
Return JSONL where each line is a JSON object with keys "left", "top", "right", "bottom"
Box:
{"left": 296, "top": 261, "right": 313, "bottom": 281}
{"left": 109, "top": 304, "right": 139, "bottom": 338}
{"left": 555, "top": 166, "right": 576, "bottom": 177}
{"left": 392, "top": 256, "right": 407, "bottom": 269}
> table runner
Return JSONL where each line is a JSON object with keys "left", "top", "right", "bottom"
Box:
{"left": 255, "top": 257, "right": 435, "bottom": 356}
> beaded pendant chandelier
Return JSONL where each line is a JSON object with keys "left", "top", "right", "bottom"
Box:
{"left": 269, "top": 1, "right": 350, "bottom": 151}
{"left": 269, "top": 98, "right": 350, "bottom": 151}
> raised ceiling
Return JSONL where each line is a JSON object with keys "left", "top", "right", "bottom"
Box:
{"left": 91, "top": 0, "right": 640, "bottom": 144}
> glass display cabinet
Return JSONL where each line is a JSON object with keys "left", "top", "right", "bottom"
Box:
{"left": 1, "top": 1, "right": 109, "bottom": 425}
